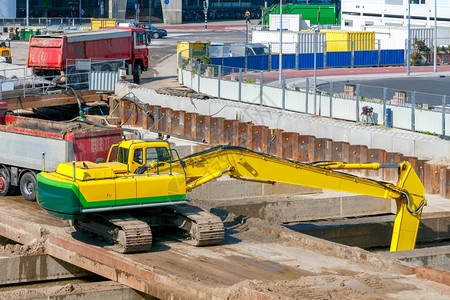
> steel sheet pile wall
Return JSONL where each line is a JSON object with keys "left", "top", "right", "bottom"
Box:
{"left": 118, "top": 82, "right": 450, "bottom": 198}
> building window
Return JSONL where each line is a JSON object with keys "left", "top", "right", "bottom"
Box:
{"left": 365, "top": 21, "right": 375, "bottom": 26}
{"left": 344, "top": 20, "right": 353, "bottom": 27}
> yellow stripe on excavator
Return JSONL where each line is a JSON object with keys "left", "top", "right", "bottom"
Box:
{"left": 155, "top": 146, "right": 426, "bottom": 251}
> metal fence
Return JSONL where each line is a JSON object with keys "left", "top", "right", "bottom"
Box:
{"left": 65, "top": 58, "right": 123, "bottom": 91}
{"left": 179, "top": 61, "right": 449, "bottom": 137}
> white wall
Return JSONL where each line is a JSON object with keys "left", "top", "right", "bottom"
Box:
{"left": 0, "top": 1, "right": 16, "bottom": 19}
{"left": 341, "top": 0, "right": 450, "bottom": 32}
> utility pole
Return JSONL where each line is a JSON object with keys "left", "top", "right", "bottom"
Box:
{"left": 407, "top": 0, "right": 411, "bottom": 76}
{"left": 203, "top": 0, "right": 208, "bottom": 30}
{"left": 26, "top": 0, "right": 29, "bottom": 27}
{"left": 434, "top": 0, "right": 437, "bottom": 72}
{"left": 278, "top": 0, "right": 282, "bottom": 84}
{"left": 149, "top": 0, "right": 152, "bottom": 26}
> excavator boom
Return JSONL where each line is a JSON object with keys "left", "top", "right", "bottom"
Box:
{"left": 156, "top": 146, "right": 426, "bottom": 251}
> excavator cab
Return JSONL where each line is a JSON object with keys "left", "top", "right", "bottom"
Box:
{"left": 0, "top": 40, "right": 11, "bottom": 63}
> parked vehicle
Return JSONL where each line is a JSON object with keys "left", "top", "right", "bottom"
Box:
{"left": 145, "top": 25, "right": 167, "bottom": 39}
{"left": 230, "top": 43, "right": 269, "bottom": 57}
{"left": 27, "top": 27, "right": 149, "bottom": 84}
{"left": 0, "top": 39, "right": 12, "bottom": 63}
{"left": 0, "top": 113, "right": 122, "bottom": 201}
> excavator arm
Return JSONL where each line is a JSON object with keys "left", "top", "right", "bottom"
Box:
{"left": 155, "top": 146, "right": 426, "bottom": 252}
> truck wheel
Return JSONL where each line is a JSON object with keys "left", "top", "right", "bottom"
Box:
{"left": 20, "top": 172, "right": 37, "bottom": 201}
{"left": 133, "top": 64, "right": 141, "bottom": 84}
{"left": 0, "top": 168, "right": 13, "bottom": 196}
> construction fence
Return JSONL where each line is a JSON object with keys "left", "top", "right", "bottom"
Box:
{"left": 179, "top": 61, "right": 450, "bottom": 137}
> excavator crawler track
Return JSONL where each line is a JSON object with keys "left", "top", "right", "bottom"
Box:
{"left": 171, "top": 205, "right": 225, "bottom": 246}
{"left": 77, "top": 213, "right": 152, "bottom": 254}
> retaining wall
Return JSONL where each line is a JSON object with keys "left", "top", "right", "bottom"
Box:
{"left": 114, "top": 83, "right": 450, "bottom": 198}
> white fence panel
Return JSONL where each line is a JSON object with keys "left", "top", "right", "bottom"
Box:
{"left": 220, "top": 79, "right": 239, "bottom": 101}
{"left": 241, "top": 82, "right": 261, "bottom": 105}
{"left": 388, "top": 105, "right": 412, "bottom": 130}
{"left": 285, "top": 89, "right": 307, "bottom": 112}
{"left": 332, "top": 97, "right": 357, "bottom": 122}
{"left": 318, "top": 94, "right": 331, "bottom": 117}
{"left": 415, "top": 110, "right": 442, "bottom": 135}
{"left": 199, "top": 77, "right": 218, "bottom": 97}
{"left": 262, "top": 86, "right": 283, "bottom": 108}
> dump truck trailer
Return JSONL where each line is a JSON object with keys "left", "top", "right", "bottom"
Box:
{"left": 0, "top": 114, "right": 122, "bottom": 201}
{"left": 27, "top": 27, "right": 149, "bottom": 84}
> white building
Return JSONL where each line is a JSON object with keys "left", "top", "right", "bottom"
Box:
{"left": 341, "top": 0, "right": 450, "bottom": 44}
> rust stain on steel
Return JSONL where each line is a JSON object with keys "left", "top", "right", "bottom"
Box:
{"left": 298, "top": 135, "right": 315, "bottom": 163}
{"left": 267, "top": 129, "right": 283, "bottom": 157}
{"left": 197, "top": 115, "right": 211, "bottom": 143}
{"left": 281, "top": 132, "right": 299, "bottom": 161}
{"left": 184, "top": 112, "right": 198, "bottom": 138}
{"left": 209, "top": 117, "right": 224, "bottom": 145}
{"left": 251, "top": 125, "right": 269, "bottom": 153}
{"left": 44, "top": 234, "right": 208, "bottom": 300}
{"left": 6, "top": 90, "right": 101, "bottom": 111}
{"left": 383, "top": 152, "right": 404, "bottom": 182}
{"left": 365, "top": 148, "right": 386, "bottom": 178}
{"left": 332, "top": 141, "right": 350, "bottom": 163}
{"left": 313, "top": 138, "right": 332, "bottom": 162}
{"left": 223, "top": 120, "right": 239, "bottom": 146}
{"left": 237, "top": 122, "right": 252, "bottom": 148}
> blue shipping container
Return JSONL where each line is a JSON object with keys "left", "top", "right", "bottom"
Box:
{"left": 326, "top": 52, "right": 351, "bottom": 67}
{"left": 354, "top": 51, "right": 378, "bottom": 66}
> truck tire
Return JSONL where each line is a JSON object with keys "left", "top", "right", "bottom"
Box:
{"left": 133, "top": 64, "right": 141, "bottom": 84}
{"left": 0, "top": 168, "right": 13, "bottom": 196}
{"left": 20, "top": 172, "right": 37, "bottom": 201}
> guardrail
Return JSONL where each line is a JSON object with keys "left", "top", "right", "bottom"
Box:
{"left": 178, "top": 61, "right": 449, "bottom": 138}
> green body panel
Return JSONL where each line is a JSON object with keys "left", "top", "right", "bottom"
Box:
{"left": 37, "top": 173, "right": 84, "bottom": 220}
{"left": 262, "top": 4, "right": 338, "bottom": 26}
{"left": 36, "top": 172, "right": 186, "bottom": 220}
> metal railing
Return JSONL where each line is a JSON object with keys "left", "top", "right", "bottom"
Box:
{"left": 179, "top": 61, "right": 450, "bottom": 137}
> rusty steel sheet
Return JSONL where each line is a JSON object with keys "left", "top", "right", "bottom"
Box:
{"left": 251, "top": 125, "right": 269, "bottom": 153}
{"left": 281, "top": 132, "right": 300, "bottom": 161}
{"left": 6, "top": 90, "right": 103, "bottom": 111}
{"left": 298, "top": 135, "right": 315, "bottom": 163}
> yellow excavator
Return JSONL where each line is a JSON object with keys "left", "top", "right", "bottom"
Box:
{"left": 36, "top": 137, "right": 426, "bottom": 253}
{"left": 0, "top": 40, "right": 12, "bottom": 63}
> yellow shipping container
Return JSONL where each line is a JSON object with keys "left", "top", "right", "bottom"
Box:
{"left": 176, "top": 41, "right": 211, "bottom": 67}
{"left": 91, "top": 18, "right": 117, "bottom": 31}
{"left": 321, "top": 30, "right": 375, "bottom": 52}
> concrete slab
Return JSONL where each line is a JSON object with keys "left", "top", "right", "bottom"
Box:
{"left": 287, "top": 212, "right": 450, "bottom": 249}
{"left": 190, "top": 190, "right": 392, "bottom": 223}
{"left": 0, "top": 252, "right": 91, "bottom": 285}
{"left": 0, "top": 281, "right": 153, "bottom": 300}
{"left": 386, "top": 245, "right": 450, "bottom": 272}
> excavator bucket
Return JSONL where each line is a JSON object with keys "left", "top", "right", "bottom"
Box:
{"left": 390, "top": 163, "right": 426, "bottom": 251}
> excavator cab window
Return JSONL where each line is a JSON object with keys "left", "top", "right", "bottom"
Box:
{"left": 133, "top": 148, "right": 143, "bottom": 164}
{"left": 145, "top": 147, "right": 171, "bottom": 163}
{"left": 117, "top": 147, "right": 129, "bottom": 164}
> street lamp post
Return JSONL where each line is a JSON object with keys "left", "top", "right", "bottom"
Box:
{"left": 434, "top": 0, "right": 437, "bottom": 72}
{"left": 149, "top": 0, "right": 152, "bottom": 26}
{"left": 26, "top": 0, "right": 29, "bottom": 27}
{"left": 278, "top": 0, "right": 282, "bottom": 84}
{"left": 407, "top": 0, "right": 411, "bottom": 76}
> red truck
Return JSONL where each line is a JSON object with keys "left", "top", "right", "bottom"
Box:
{"left": 27, "top": 27, "right": 149, "bottom": 84}
{"left": 0, "top": 113, "right": 122, "bottom": 201}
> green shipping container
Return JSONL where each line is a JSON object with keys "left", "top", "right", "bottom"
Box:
{"left": 262, "top": 4, "right": 338, "bottom": 26}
